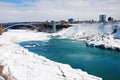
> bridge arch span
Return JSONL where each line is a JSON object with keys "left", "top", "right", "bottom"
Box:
{"left": 5, "top": 24, "right": 38, "bottom": 30}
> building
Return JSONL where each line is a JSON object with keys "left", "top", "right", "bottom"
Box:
{"left": 68, "top": 18, "right": 74, "bottom": 23}
{"left": 99, "top": 14, "right": 106, "bottom": 22}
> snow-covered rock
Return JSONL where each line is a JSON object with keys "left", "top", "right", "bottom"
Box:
{"left": 0, "top": 76, "right": 5, "bottom": 80}
{"left": 113, "top": 25, "right": 120, "bottom": 39}
{"left": 0, "top": 30, "right": 102, "bottom": 80}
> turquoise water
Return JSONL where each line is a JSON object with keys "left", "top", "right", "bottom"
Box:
{"left": 19, "top": 37, "right": 120, "bottom": 80}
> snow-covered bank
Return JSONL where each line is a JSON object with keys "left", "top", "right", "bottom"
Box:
{"left": 0, "top": 30, "right": 102, "bottom": 80}
{"left": 54, "top": 23, "right": 120, "bottom": 51}
{"left": 2, "top": 30, "right": 50, "bottom": 42}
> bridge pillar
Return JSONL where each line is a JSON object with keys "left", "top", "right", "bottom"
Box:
{"left": 0, "top": 24, "right": 3, "bottom": 35}
{"left": 52, "top": 21, "right": 56, "bottom": 33}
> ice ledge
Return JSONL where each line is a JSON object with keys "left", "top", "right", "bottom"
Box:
{"left": 86, "top": 34, "right": 120, "bottom": 51}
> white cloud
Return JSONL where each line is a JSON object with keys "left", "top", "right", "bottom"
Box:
{"left": 0, "top": 0, "right": 120, "bottom": 22}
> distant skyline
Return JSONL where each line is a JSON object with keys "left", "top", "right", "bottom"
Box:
{"left": 0, "top": 0, "right": 120, "bottom": 22}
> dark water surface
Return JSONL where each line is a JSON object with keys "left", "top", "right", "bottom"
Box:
{"left": 19, "top": 38, "right": 120, "bottom": 80}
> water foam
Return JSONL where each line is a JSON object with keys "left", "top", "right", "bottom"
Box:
{"left": 55, "top": 23, "right": 113, "bottom": 40}
{"left": 54, "top": 22, "right": 120, "bottom": 50}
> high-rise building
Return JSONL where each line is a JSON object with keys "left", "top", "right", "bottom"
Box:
{"left": 99, "top": 14, "right": 106, "bottom": 22}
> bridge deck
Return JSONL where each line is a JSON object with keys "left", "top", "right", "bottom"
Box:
{"left": 1, "top": 22, "right": 72, "bottom": 33}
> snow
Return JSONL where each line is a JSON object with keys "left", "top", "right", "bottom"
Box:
{"left": 2, "top": 30, "right": 50, "bottom": 43}
{"left": 54, "top": 23, "right": 120, "bottom": 51}
{"left": 0, "top": 30, "right": 102, "bottom": 80}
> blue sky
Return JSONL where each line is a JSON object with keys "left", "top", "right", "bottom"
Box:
{"left": 0, "top": 0, "right": 36, "bottom": 3}
{"left": 0, "top": 0, "right": 120, "bottom": 22}
{"left": 0, "top": 0, "right": 23, "bottom": 3}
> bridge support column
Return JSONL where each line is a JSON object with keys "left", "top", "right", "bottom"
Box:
{"left": 0, "top": 24, "right": 3, "bottom": 35}
{"left": 52, "top": 21, "right": 56, "bottom": 33}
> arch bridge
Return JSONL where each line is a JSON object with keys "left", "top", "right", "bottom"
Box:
{"left": 2, "top": 22, "right": 71, "bottom": 33}
{"left": 5, "top": 23, "right": 39, "bottom": 30}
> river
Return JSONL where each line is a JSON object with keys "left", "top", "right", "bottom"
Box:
{"left": 20, "top": 37, "right": 120, "bottom": 80}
